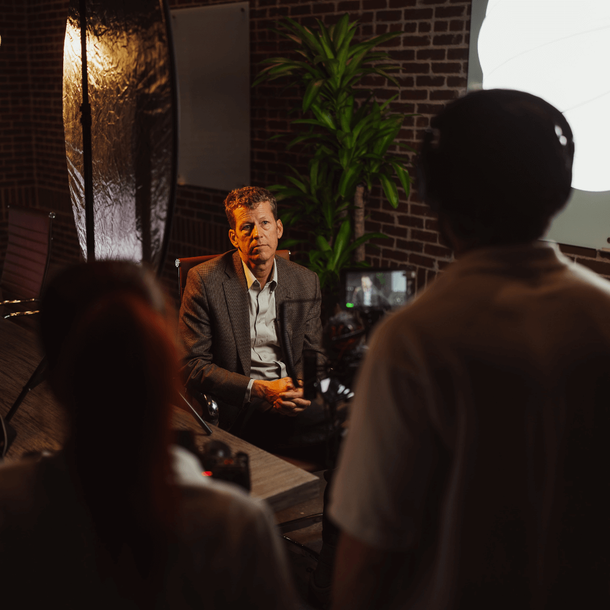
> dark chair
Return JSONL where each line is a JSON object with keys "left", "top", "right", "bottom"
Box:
{"left": 1, "top": 206, "right": 56, "bottom": 320}
{"left": 0, "top": 207, "right": 55, "bottom": 456}
{"left": 175, "top": 249, "right": 291, "bottom": 303}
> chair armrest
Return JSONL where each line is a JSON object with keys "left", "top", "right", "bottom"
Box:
{"left": 0, "top": 297, "right": 39, "bottom": 306}
{"left": 3, "top": 309, "right": 40, "bottom": 319}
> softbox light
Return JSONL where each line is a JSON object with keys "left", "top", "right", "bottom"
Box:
{"left": 62, "top": 0, "right": 177, "bottom": 274}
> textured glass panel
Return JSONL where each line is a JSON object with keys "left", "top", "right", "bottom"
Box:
{"left": 63, "top": 0, "right": 176, "bottom": 271}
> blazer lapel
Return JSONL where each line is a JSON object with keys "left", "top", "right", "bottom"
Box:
{"left": 275, "top": 257, "right": 295, "bottom": 358}
{"left": 224, "top": 251, "right": 251, "bottom": 377}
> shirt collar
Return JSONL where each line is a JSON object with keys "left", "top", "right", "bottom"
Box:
{"left": 241, "top": 258, "right": 278, "bottom": 291}
{"left": 450, "top": 241, "right": 568, "bottom": 277}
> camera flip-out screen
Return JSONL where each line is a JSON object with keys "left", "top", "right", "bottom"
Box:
{"left": 343, "top": 268, "right": 416, "bottom": 311}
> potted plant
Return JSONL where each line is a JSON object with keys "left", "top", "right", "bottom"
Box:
{"left": 253, "top": 14, "right": 414, "bottom": 290}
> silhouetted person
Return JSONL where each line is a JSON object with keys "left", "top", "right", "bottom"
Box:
{"left": 329, "top": 89, "right": 610, "bottom": 609}
{"left": 0, "top": 261, "right": 295, "bottom": 609}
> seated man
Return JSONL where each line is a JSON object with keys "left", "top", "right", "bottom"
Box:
{"left": 179, "top": 186, "right": 325, "bottom": 451}
{"left": 329, "top": 89, "right": 610, "bottom": 609}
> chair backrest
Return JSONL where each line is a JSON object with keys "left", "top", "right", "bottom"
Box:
{"left": 175, "top": 250, "right": 290, "bottom": 304}
{"left": 1, "top": 207, "right": 55, "bottom": 301}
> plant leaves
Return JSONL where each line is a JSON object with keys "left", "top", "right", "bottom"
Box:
{"left": 316, "top": 19, "right": 336, "bottom": 59}
{"left": 389, "top": 159, "right": 411, "bottom": 197}
{"left": 332, "top": 13, "right": 351, "bottom": 50}
{"left": 316, "top": 234, "right": 332, "bottom": 252}
{"left": 379, "top": 173, "right": 399, "bottom": 208}
{"left": 329, "top": 218, "right": 352, "bottom": 271}
{"left": 303, "top": 79, "right": 326, "bottom": 112}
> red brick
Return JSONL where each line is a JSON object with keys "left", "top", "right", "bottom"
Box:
{"left": 447, "top": 75, "right": 468, "bottom": 88}
{"left": 431, "top": 62, "right": 462, "bottom": 74}
{"left": 363, "top": 0, "right": 389, "bottom": 9}
{"left": 400, "top": 62, "right": 430, "bottom": 75}
{"left": 290, "top": 5, "right": 311, "bottom": 16}
{"left": 410, "top": 203, "right": 437, "bottom": 217}
{"left": 430, "top": 89, "right": 459, "bottom": 101}
{"left": 396, "top": 214, "right": 424, "bottom": 229}
{"left": 383, "top": 225, "right": 409, "bottom": 238}
{"left": 424, "top": 243, "right": 452, "bottom": 258}
{"left": 433, "top": 34, "right": 463, "bottom": 46}
{"left": 417, "top": 74, "right": 445, "bottom": 87}
{"left": 436, "top": 6, "right": 466, "bottom": 18}
{"left": 450, "top": 19, "right": 466, "bottom": 32}
{"left": 411, "top": 229, "right": 439, "bottom": 243}
{"left": 396, "top": 239, "right": 424, "bottom": 252}
{"left": 371, "top": 210, "right": 397, "bottom": 224}
{"left": 415, "top": 102, "right": 447, "bottom": 116}
{"left": 417, "top": 48, "right": 446, "bottom": 61}
{"left": 400, "top": 89, "right": 428, "bottom": 101}
{"left": 403, "top": 8, "right": 434, "bottom": 19}
{"left": 312, "top": 3, "right": 335, "bottom": 13}
{"left": 378, "top": 10, "right": 402, "bottom": 21}
{"left": 425, "top": 218, "right": 440, "bottom": 231}
{"left": 409, "top": 252, "right": 436, "bottom": 269}
{"left": 382, "top": 248, "right": 408, "bottom": 262}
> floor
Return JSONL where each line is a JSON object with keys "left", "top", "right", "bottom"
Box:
{"left": 276, "top": 471, "right": 327, "bottom": 609}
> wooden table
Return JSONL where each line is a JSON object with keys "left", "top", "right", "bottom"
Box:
{"left": 0, "top": 318, "right": 319, "bottom": 512}
{"left": 0, "top": 318, "right": 67, "bottom": 457}
{"left": 171, "top": 407, "right": 320, "bottom": 512}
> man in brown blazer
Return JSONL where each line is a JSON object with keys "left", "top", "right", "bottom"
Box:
{"left": 179, "top": 186, "right": 325, "bottom": 450}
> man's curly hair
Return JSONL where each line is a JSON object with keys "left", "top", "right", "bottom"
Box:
{"left": 224, "top": 186, "right": 278, "bottom": 229}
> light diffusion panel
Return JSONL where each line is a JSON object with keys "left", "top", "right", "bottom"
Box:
{"left": 63, "top": 0, "right": 177, "bottom": 271}
{"left": 469, "top": 0, "right": 610, "bottom": 251}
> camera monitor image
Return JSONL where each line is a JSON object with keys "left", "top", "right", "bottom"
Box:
{"left": 343, "top": 268, "right": 416, "bottom": 311}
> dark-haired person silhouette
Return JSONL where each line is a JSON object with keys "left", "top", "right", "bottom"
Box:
{"left": 0, "top": 261, "right": 295, "bottom": 609}
{"left": 329, "top": 89, "right": 610, "bottom": 610}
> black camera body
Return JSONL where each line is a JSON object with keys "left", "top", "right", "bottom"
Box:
{"left": 174, "top": 431, "right": 251, "bottom": 492}
{"left": 201, "top": 440, "right": 251, "bottom": 492}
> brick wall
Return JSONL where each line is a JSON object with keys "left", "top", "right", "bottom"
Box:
{"left": 0, "top": 0, "right": 80, "bottom": 268}
{"left": 0, "top": 1, "right": 36, "bottom": 256}
{"left": 168, "top": 0, "right": 472, "bottom": 291}
{"left": 2, "top": 0, "right": 610, "bottom": 300}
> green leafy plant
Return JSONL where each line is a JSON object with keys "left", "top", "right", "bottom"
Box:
{"left": 253, "top": 14, "right": 414, "bottom": 288}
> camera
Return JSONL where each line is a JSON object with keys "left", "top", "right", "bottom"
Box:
{"left": 174, "top": 431, "right": 251, "bottom": 492}
{"left": 201, "top": 440, "right": 251, "bottom": 492}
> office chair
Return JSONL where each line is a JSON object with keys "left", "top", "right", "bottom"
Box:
{"left": 0, "top": 206, "right": 56, "bottom": 456}
{"left": 1, "top": 206, "right": 56, "bottom": 320}
{"left": 175, "top": 249, "right": 291, "bottom": 303}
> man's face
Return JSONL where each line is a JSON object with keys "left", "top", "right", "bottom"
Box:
{"left": 229, "top": 200, "right": 283, "bottom": 268}
{"left": 361, "top": 276, "right": 372, "bottom": 291}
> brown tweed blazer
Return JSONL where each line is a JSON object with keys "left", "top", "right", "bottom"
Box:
{"left": 178, "top": 250, "right": 323, "bottom": 430}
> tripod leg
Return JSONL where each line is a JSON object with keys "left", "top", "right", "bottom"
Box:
{"left": 5, "top": 357, "right": 47, "bottom": 424}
